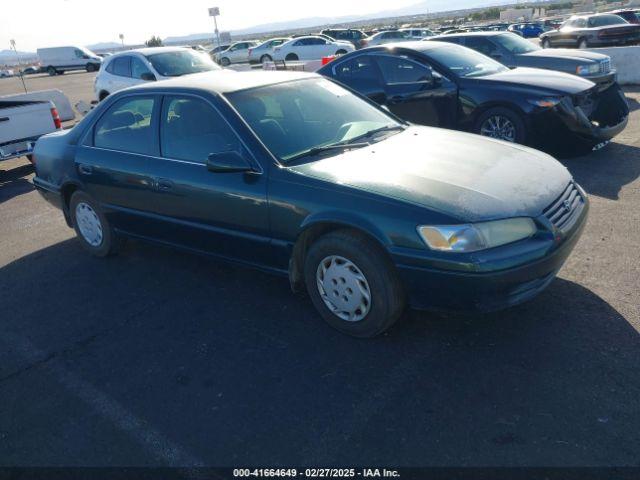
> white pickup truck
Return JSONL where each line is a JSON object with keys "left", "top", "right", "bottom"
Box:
{"left": 0, "top": 100, "right": 62, "bottom": 163}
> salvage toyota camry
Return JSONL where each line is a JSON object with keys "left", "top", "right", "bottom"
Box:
{"left": 33, "top": 71, "right": 588, "bottom": 337}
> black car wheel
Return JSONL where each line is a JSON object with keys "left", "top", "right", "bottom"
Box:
{"left": 335, "top": 49, "right": 347, "bottom": 55}
{"left": 86, "top": 63, "right": 96, "bottom": 72}
{"left": 47, "top": 66, "right": 57, "bottom": 76}
{"left": 99, "top": 91, "right": 109, "bottom": 101}
{"left": 476, "top": 107, "right": 526, "bottom": 144}
{"left": 285, "top": 53, "right": 299, "bottom": 61}
{"left": 578, "top": 38, "right": 589, "bottom": 49}
{"left": 220, "top": 57, "right": 230, "bottom": 66}
{"left": 304, "top": 230, "right": 405, "bottom": 338}
{"left": 542, "top": 38, "right": 551, "bottom": 49}
{"left": 260, "top": 54, "right": 272, "bottom": 64}
{"left": 70, "top": 191, "right": 120, "bottom": 257}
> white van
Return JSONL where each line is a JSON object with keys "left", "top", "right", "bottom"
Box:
{"left": 37, "top": 46, "right": 102, "bottom": 76}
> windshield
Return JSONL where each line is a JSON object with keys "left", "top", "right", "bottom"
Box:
{"left": 226, "top": 78, "right": 403, "bottom": 163}
{"left": 145, "top": 50, "right": 220, "bottom": 77}
{"left": 428, "top": 44, "right": 508, "bottom": 78}
{"left": 589, "top": 14, "right": 628, "bottom": 27}
{"left": 493, "top": 33, "right": 540, "bottom": 54}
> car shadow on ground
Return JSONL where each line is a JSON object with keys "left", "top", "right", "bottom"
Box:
{"left": 0, "top": 163, "right": 34, "bottom": 204}
{"left": 625, "top": 95, "right": 640, "bottom": 113}
{"left": 2, "top": 238, "right": 639, "bottom": 466}
{"left": 560, "top": 141, "right": 640, "bottom": 200}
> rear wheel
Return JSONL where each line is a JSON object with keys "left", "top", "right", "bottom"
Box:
{"left": 578, "top": 38, "right": 589, "bottom": 49}
{"left": 47, "top": 66, "right": 57, "bottom": 76}
{"left": 70, "top": 191, "right": 120, "bottom": 257}
{"left": 542, "top": 38, "right": 551, "bottom": 49}
{"left": 220, "top": 57, "right": 230, "bottom": 66}
{"left": 86, "top": 63, "right": 97, "bottom": 72}
{"left": 285, "top": 53, "right": 299, "bottom": 61}
{"left": 476, "top": 107, "right": 526, "bottom": 144}
{"left": 304, "top": 230, "right": 405, "bottom": 337}
{"left": 98, "top": 91, "right": 109, "bottom": 102}
{"left": 260, "top": 54, "right": 272, "bottom": 64}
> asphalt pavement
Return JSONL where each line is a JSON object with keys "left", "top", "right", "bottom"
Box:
{"left": 0, "top": 74, "right": 639, "bottom": 467}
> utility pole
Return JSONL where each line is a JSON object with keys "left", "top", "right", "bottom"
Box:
{"left": 119, "top": 33, "right": 125, "bottom": 50}
{"left": 208, "top": 7, "right": 222, "bottom": 50}
{"left": 10, "top": 40, "right": 27, "bottom": 94}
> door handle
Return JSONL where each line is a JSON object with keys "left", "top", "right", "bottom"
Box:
{"left": 78, "top": 164, "right": 93, "bottom": 175}
{"left": 156, "top": 178, "right": 174, "bottom": 191}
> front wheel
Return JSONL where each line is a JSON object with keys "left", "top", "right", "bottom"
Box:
{"left": 476, "top": 107, "right": 526, "bottom": 144}
{"left": 220, "top": 57, "right": 230, "bottom": 66}
{"left": 304, "top": 230, "right": 405, "bottom": 338}
{"left": 335, "top": 49, "right": 347, "bottom": 55}
{"left": 86, "top": 63, "right": 97, "bottom": 72}
{"left": 542, "top": 38, "right": 551, "bottom": 49}
{"left": 578, "top": 38, "right": 589, "bottom": 49}
{"left": 70, "top": 191, "right": 120, "bottom": 257}
{"left": 260, "top": 54, "right": 272, "bottom": 64}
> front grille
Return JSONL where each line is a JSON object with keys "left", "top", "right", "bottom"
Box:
{"left": 600, "top": 59, "right": 611, "bottom": 74}
{"left": 543, "top": 182, "right": 585, "bottom": 231}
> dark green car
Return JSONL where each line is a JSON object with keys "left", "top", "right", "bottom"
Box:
{"left": 32, "top": 71, "right": 588, "bottom": 337}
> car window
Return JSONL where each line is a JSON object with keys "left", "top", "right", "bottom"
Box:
{"left": 375, "top": 56, "right": 433, "bottom": 84}
{"left": 464, "top": 37, "right": 497, "bottom": 56}
{"left": 310, "top": 38, "right": 326, "bottom": 45}
{"left": 145, "top": 50, "right": 219, "bottom": 77}
{"left": 335, "top": 55, "right": 379, "bottom": 83}
{"left": 160, "top": 96, "right": 240, "bottom": 163}
{"left": 575, "top": 18, "right": 587, "bottom": 28}
{"left": 75, "top": 49, "right": 85, "bottom": 59}
{"left": 112, "top": 56, "right": 131, "bottom": 77}
{"left": 131, "top": 57, "right": 152, "bottom": 80}
{"left": 94, "top": 96, "right": 155, "bottom": 154}
{"left": 493, "top": 33, "right": 539, "bottom": 54}
{"left": 588, "top": 15, "right": 627, "bottom": 27}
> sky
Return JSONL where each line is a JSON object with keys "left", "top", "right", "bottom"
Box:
{"left": 1, "top": 0, "right": 421, "bottom": 52}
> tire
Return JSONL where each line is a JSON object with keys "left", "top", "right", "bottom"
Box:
{"left": 220, "top": 57, "right": 230, "bottom": 67}
{"left": 475, "top": 107, "right": 527, "bottom": 145}
{"left": 86, "top": 63, "right": 97, "bottom": 72}
{"left": 285, "top": 53, "right": 299, "bottom": 61}
{"left": 335, "top": 49, "right": 347, "bottom": 55}
{"left": 47, "top": 66, "right": 57, "bottom": 76}
{"left": 260, "top": 54, "right": 272, "bottom": 64}
{"left": 578, "top": 38, "right": 589, "bottom": 49}
{"left": 542, "top": 38, "right": 551, "bottom": 49}
{"left": 69, "top": 191, "right": 120, "bottom": 257}
{"left": 98, "top": 91, "right": 109, "bottom": 102}
{"left": 26, "top": 154, "right": 34, "bottom": 164}
{"left": 303, "top": 230, "right": 405, "bottom": 338}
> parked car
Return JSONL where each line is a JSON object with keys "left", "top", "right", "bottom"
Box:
{"left": 0, "top": 69, "right": 15, "bottom": 78}
{"left": 273, "top": 36, "right": 354, "bottom": 61}
{"left": 320, "top": 29, "right": 369, "bottom": 49}
{"left": 19, "top": 66, "right": 40, "bottom": 75}
{"left": 508, "top": 23, "right": 545, "bottom": 38}
{"left": 486, "top": 23, "right": 511, "bottom": 31}
{"left": 540, "top": 13, "right": 640, "bottom": 49}
{"left": 248, "top": 38, "right": 290, "bottom": 64}
{"left": 37, "top": 46, "right": 102, "bottom": 75}
{"left": 33, "top": 70, "right": 588, "bottom": 337}
{"left": 430, "top": 32, "right": 616, "bottom": 90}
{"left": 399, "top": 28, "right": 435, "bottom": 40}
{"left": 608, "top": 9, "right": 640, "bottom": 25}
{"left": 317, "top": 42, "right": 628, "bottom": 151}
{"left": 209, "top": 44, "right": 231, "bottom": 58}
{"left": 94, "top": 47, "right": 220, "bottom": 101}
{"left": 0, "top": 99, "right": 61, "bottom": 163}
{"left": 363, "top": 30, "right": 412, "bottom": 47}
{"left": 214, "top": 41, "right": 259, "bottom": 66}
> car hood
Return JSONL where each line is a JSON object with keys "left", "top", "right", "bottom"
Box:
{"left": 288, "top": 127, "right": 571, "bottom": 222}
{"left": 522, "top": 48, "right": 608, "bottom": 62}
{"left": 479, "top": 67, "right": 594, "bottom": 94}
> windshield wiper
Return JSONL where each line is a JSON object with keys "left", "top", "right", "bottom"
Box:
{"left": 285, "top": 143, "right": 369, "bottom": 163}
{"left": 347, "top": 124, "right": 405, "bottom": 143}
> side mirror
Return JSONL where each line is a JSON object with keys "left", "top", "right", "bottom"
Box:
{"left": 141, "top": 72, "right": 157, "bottom": 81}
{"left": 207, "top": 151, "right": 253, "bottom": 173}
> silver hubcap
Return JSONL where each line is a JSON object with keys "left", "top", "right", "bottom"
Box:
{"left": 480, "top": 115, "right": 516, "bottom": 142}
{"left": 316, "top": 255, "right": 371, "bottom": 322}
{"left": 75, "top": 202, "right": 103, "bottom": 247}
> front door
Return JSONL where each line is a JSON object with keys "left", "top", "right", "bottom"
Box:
{"left": 373, "top": 54, "right": 458, "bottom": 128}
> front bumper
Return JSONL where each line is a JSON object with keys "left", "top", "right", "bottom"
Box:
{"left": 391, "top": 193, "right": 589, "bottom": 313}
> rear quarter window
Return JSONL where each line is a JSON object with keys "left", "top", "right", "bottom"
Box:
{"left": 94, "top": 96, "right": 155, "bottom": 155}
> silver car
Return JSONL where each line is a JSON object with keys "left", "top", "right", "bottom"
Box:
{"left": 248, "top": 38, "right": 291, "bottom": 64}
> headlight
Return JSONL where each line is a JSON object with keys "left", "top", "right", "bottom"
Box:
{"left": 527, "top": 97, "right": 562, "bottom": 108}
{"left": 417, "top": 218, "right": 537, "bottom": 252}
{"left": 576, "top": 64, "right": 599, "bottom": 76}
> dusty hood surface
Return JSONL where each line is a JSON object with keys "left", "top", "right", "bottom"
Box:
{"left": 288, "top": 127, "right": 572, "bottom": 222}
{"left": 480, "top": 67, "right": 595, "bottom": 94}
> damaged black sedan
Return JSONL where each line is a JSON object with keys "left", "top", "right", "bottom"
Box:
{"left": 318, "top": 41, "right": 629, "bottom": 152}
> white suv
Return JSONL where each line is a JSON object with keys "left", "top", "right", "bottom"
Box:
{"left": 94, "top": 47, "right": 220, "bottom": 101}
{"left": 273, "top": 36, "right": 354, "bottom": 62}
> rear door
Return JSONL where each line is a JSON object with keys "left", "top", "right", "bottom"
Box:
{"left": 373, "top": 53, "right": 458, "bottom": 127}
{"left": 331, "top": 54, "right": 386, "bottom": 104}
{"left": 75, "top": 94, "right": 163, "bottom": 235}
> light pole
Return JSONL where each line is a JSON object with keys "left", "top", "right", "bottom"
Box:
{"left": 119, "top": 33, "right": 125, "bottom": 50}
{"left": 208, "top": 7, "right": 222, "bottom": 50}
{"left": 10, "top": 40, "right": 27, "bottom": 94}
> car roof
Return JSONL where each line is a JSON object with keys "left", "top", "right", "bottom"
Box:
{"left": 358, "top": 41, "right": 457, "bottom": 54}
{"left": 131, "top": 70, "right": 317, "bottom": 94}
{"left": 431, "top": 31, "right": 507, "bottom": 38}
